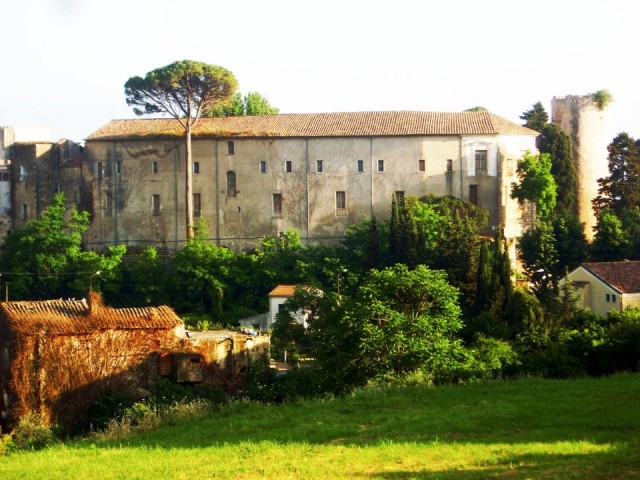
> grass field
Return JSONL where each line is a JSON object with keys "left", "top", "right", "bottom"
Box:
{"left": 1, "top": 374, "right": 639, "bottom": 479}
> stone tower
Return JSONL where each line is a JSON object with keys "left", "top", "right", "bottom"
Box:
{"left": 551, "top": 94, "right": 613, "bottom": 240}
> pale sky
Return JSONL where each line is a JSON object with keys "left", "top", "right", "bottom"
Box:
{"left": 1, "top": 0, "right": 638, "bottom": 143}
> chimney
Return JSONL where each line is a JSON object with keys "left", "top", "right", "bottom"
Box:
{"left": 87, "top": 290, "right": 103, "bottom": 316}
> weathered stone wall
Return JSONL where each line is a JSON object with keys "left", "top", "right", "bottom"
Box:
{"left": 552, "top": 95, "right": 613, "bottom": 240}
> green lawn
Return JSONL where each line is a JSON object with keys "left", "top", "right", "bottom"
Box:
{"left": 2, "top": 374, "right": 639, "bottom": 479}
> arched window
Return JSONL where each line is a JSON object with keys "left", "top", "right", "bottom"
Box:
{"left": 227, "top": 171, "right": 237, "bottom": 197}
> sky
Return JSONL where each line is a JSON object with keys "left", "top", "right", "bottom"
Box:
{"left": 1, "top": 0, "right": 638, "bottom": 143}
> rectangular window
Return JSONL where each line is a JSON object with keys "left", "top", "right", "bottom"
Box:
{"left": 260, "top": 161, "right": 267, "bottom": 173}
{"left": 97, "top": 162, "right": 103, "bottom": 180}
{"left": 316, "top": 160, "right": 323, "bottom": 173}
{"left": 193, "top": 193, "right": 201, "bottom": 217}
{"left": 105, "top": 192, "right": 113, "bottom": 217}
{"left": 336, "top": 191, "right": 346, "bottom": 214}
{"left": 395, "top": 191, "right": 405, "bottom": 206}
{"left": 377, "top": 160, "right": 384, "bottom": 172}
{"left": 21, "top": 203, "right": 27, "bottom": 220}
{"left": 19, "top": 165, "right": 27, "bottom": 182}
{"left": 606, "top": 294, "right": 611, "bottom": 302}
{"left": 447, "top": 159, "right": 453, "bottom": 172}
{"left": 115, "top": 161, "right": 121, "bottom": 175}
{"left": 272, "top": 193, "right": 282, "bottom": 216}
{"left": 612, "top": 294, "right": 617, "bottom": 303}
{"left": 475, "top": 150, "right": 488, "bottom": 171}
{"left": 506, "top": 158, "right": 514, "bottom": 177}
{"left": 152, "top": 161, "right": 158, "bottom": 174}
{"left": 227, "top": 171, "right": 237, "bottom": 197}
{"left": 418, "top": 159, "right": 425, "bottom": 172}
{"left": 152, "top": 194, "right": 160, "bottom": 216}
{"left": 193, "top": 162, "right": 200, "bottom": 174}
{"left": 469, "top": 184, "right": 478, "bottom": 205}
{"left": 357, "top": 160, "right": 364, "bottom": 173}
{"left": 227, "top": 141, "right": 235, "bottom": 155}
{"left": 285, "top": 160, "right": 292, "bottom": 173}
{"left": 0, "top": 171, "right": 10, "bottom": 182}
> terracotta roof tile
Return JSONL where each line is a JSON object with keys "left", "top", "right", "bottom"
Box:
{"left": 268, "top": 285, "right": 298, "bottom": 297}
{"left": 86, "top": 111, "right": 536, "bottom": 141}
{"left": 0, "top": 298, "right": 183, "bottom": 335}
{"left": 582, "top": 261, "right": 640, "bottom": 294}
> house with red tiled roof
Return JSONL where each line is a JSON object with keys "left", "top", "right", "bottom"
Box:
{"left": 561, "top": 261, "right": 640, "bottom": 316}
{"left": 268, "top": 284, "right": 315, "bottom": 329}
{"left": 82, "top": 111, "right": 537, "bottom": 262}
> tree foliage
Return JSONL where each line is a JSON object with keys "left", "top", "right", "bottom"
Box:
{"left": 520, "top": 102, "right": 549, "bottom": 132}
{"left": 205, "top": 91, "right": 279, "bottom": 117}
{"left": 511, "top": 152, "right": 557, "bottom": 219}
{"left": 593, "top": 133, "right": 640, "bottom": 216}
{"left": 0, "top": 193, "right": 125, "bottom": 299}
{"left": 539, "top": 123, "right": 576, "bottom": 213}
{"left": 124, "top": 60, "right": 238, "bottom": 239}
{"left": 295, "top": 264, "right": 468, "bottom": 388}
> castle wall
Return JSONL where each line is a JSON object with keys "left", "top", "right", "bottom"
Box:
{"left": 552, "top": 95, "right": 613, "bottom": 240}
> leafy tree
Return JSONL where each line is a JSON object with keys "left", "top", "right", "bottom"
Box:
{"left": 124, "top": 61, "right": 238, "bottom": 239}
{"left": 591, "top": 89, "right": 613, "bottom": 111}
{"left": 341, "top": 216, "right": 388, "bottom": 273}
{"left": 517, "top": 220, "right": 559, "bottom": 298}
{"left": 205, "top": 91, "right": 279, "bottom": 117}
{"left": 590, "top": 209, "right": 630, "bottom": 261}
{"left": 539, "top": 123, "right": 576, "bottom": 213}
{"left": 0, "top": 193, "right": 124, "bottom": 299}
{"left": 169, "top": 220, "right": 234, "bottom": 318}
{"left": 520, "top": 102, "right": 549, "bottom": 132}
{"left": 128, "top": 247, "right": 168, "bottom": 306}
{"left": 299, "top": 264, "right": 469, "bottom": 389}
{"left": 511, "top": 151, "right": 557, "bottom": 219}
{"left": 551, "top": 212, "right": 588, "bottom": 273}
{"left": 593, "top": 133, "right": 640, "bottom": 216}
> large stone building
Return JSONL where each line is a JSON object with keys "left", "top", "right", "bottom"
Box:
{"left": 82, "top": 111, "right": 538, "bottom": 259}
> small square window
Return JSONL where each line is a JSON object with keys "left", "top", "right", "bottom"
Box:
{"left": 152, "top": 161, "right": 158, "bottom": 174}
{"left": 317, "top": 160, "right": 324, "bottom": 173}
{"left": 418, "top": 159, "right": 425, "bottom": 172}
{"left": 227, "top": 141, "right": 235, "bottom": 155}
{"left": 193, "top": 162, "right": 200, "bottom": 174}
{"left": 377, "top": 160, "right": 384, "bottom": 172}
{"left": 357, "top": 160, "right": 364, "bottom": 173}
{"left": 285, "top": 160, "right": 292, "bottom": 173}
{"left": 260, "top": 161, "right": 267, "bottom": 173}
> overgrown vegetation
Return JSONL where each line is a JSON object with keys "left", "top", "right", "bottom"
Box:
{"left": 1, "top": 375, "right": 639, "bottom": 479}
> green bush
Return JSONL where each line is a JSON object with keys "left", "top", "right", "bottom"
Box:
{"left": 11, "top": 412, "right": 57, "bottom": 451}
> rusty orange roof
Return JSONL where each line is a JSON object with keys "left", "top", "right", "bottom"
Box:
{"left": 86, "top": 111, "right": 536, "bottom": 141}
{"left": 268, "top": 285, "right": 298, "bottom": 297}
{"left": 0, "top": 297, "right": 183, "bottom": 335}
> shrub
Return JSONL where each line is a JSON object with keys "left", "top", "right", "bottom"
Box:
{"left": 11, "top": 412, "right": 57, "bottom": 451}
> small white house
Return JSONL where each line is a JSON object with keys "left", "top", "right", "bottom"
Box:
{"left": 561, "top": 261, "right": 640, "bottom": 317}
{"left": 267, "top": 285, "right": 313, "bottom": 329}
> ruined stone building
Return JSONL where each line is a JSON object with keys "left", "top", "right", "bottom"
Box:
{"left": 80, "top": 111, "right": 537, "bottom": 261}
{"left": 551, "top": 95, "right": 613, "bottom": 239}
